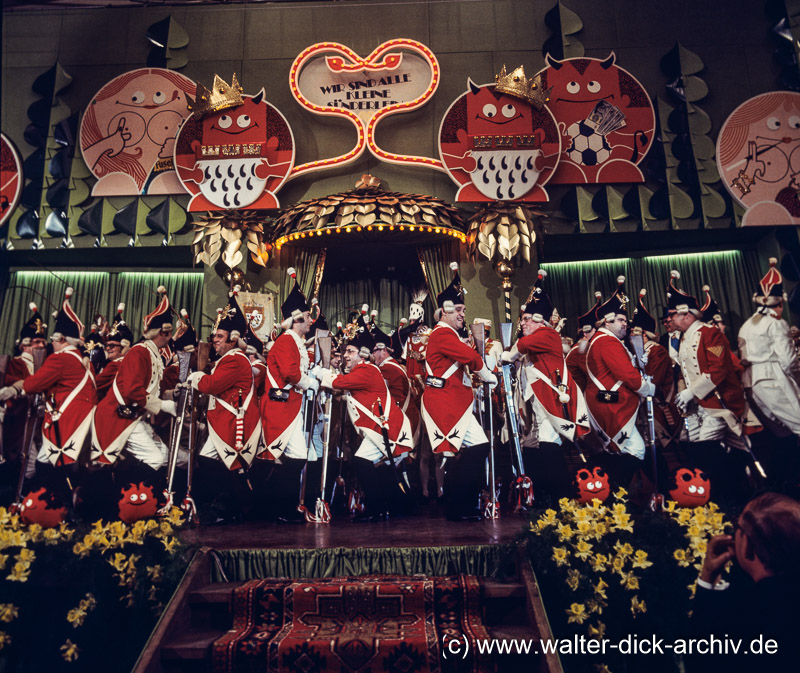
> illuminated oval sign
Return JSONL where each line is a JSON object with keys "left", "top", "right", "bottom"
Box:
{"left": 289, "top": 39, "right": 442, "bottom": 178}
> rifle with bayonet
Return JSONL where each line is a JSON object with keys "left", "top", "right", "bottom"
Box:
{"left": 182, "top": 342, "right": 211, "bottom": 524}
{"left": 11, "top": 348, "right": 47, "bottom": 513}
{"left": 471, "top": 323, "right": 499, "bottom": 519}
{"left": 499, "top": 323, "right": 533, "bottom": 511}
{"left": 158, "top": 350, "right": 192, "bottom": 516}
{"left": 629, "top": 333, "right": 662, "bottom": 511}
{"left": 311, "top": 335, "right": 333, "bottom": 523}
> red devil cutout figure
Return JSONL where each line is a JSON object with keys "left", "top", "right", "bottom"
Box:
{"left": 118, "top": 482, "right": 158, "bottom": 524}
{"left": 20, "top": 487, "right": 68, "bottom": 528}
{"left": 574, "top": 466, "right": 611, "bottom": 504}
{"left": 668, "top": 468, "right": 711, "bottom": 507}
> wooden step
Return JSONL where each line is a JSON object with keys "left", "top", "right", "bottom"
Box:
{"left": 160, "top": 629, "right": 226, "bottom": 662}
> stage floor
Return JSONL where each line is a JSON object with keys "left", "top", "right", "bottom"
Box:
{"left": 180, "top": 506, "right": 529, "bottom": 550}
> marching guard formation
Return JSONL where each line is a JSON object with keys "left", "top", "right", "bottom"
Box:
{"left": 1, "top": 257, "right": 799, "bottom": 527}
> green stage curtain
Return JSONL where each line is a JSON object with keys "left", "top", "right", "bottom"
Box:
{"left": 417, "top": 239, "right": 462, "bottom": 301}
{"left": 0, "top": 270, "right": 203, "bottom": 354}
{"left": 280, "top": 247, "right": 325, "bottom": 306}
{"left": 541, "top": 250, "right": 763, "bottom": 339}
{"left": 209, "top": 544, "right": 511, "bottom": 581}
{"left": 319, "top": 276, "right": 409, "bottom": 333}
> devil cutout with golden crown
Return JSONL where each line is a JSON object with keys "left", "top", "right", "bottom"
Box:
{"left": 173, "top": 74, "right": 295, "bottom": 211}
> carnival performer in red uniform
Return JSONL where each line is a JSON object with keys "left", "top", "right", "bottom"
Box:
{"left": 0, "top": 288, "right": 97, "bottom": 499}
{"left": 372, "top": 324, "right": 420, "bottom": 444}
{"left": 566, "top": 291, "right": 602, "bottom": 392}
{"left": 90, "top": 287, "right": 176, "bottom": 483}
{"left": 316, "top": 326, "right": 413, "bottom": 521}
{"left": 421, "top": 262, "right": 497, "bottom": 521}
{"left": 188, "top": 292, "right": 260, "bottom": 522}
{"left": 669, "top": 271, "right": 759, "bottom": 499}
{"left": 256, "top": 268, "right": 319, "bottom": 522}
{"left": 503, "top": 271, "right": 590, "bottom": 500}
{"left": 584, "top": 277, "right": 655, "bottom": 487}
{"left": 1, "top": 302, "right": 48, "bottom": 469}
{"left": 95, "top": 304, "right": 134, "bottom": 400}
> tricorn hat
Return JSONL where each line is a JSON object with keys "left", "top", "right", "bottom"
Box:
{"left": 522, "top": 269, "right": 554, "bottom": 323}
{"left": 52, "top": 287, "right": 84, "bottom": 341}
{"left": 436, "top": 262, "right": 466, "bottom": 311}
{"left": 630, "top": 289, "right": 657, "bottom": 337}
{"left": 19, "top": 301, "right": 47, "bottom": 345}
{"left": 596, "top": 276, "right": 630, "bottom": 323}
{"left": 106, "top": 303, "right": 134, "bottom": 349}
{"left": 753, "top": 257, "right": 786, "bottom": 307}
{"left": 701, "top": 285, "right": 723, "bottom": 324}
{"left": 215, "top": 292, "right": 248, "bottom": 343}
{"left": 173, "top": 309, "right": 198, "bottom": 352}
{"left": 143, "top": 286, "right": 173, "bottom": 336}
{"left": 281, "top": 267, "right": 311, "bottom": 330}
{"left": 577, "top": 291, "right": 602, "bottom": 333}
{"left": 666, "top": 270, "right": 702, "bottom": 316}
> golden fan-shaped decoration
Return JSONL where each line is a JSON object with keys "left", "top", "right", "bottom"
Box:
{"left": 465, "top": 202, "right": 545, "bottom": 264}
{"left": 191, "top": 210, "right": 274, "bottom": 269}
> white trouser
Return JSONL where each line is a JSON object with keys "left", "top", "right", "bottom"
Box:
{"left": 124, "top": 420, "right": 168, "bottom": 470}
{"left": 280, "top": 420, "right": 317, "bottom": 462}
{"left": 685, "top": 406, "right": 746, "bottom": 450}
{"left": 462, "top": 414, "right": 489, "bottom": 448}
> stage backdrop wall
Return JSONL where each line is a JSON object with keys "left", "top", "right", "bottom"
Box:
{"left": 541, "top": 249, "right": 763, "bottom": 340}
{"left": 0, "top": 269, "right": 203, "bottom": 355}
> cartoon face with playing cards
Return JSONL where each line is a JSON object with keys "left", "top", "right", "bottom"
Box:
{"left": 537, "top": 53, "right": 655, "bottom": 184}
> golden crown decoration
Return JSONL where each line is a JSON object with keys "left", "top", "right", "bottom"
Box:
{"left": 187, "top": 73, "right": 244, "bottom": 115}
{"left": 495, "top": 64, "right": 551, "bottom": 108}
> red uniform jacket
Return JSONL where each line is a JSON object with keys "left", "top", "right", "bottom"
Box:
{"left": 23, "top": 347, "right": 96, "bottom": 465}
{"left": 95, "top": 358, "right": 121, "bottom": 400}
{"left": 196, "top": 349, "right": 260, "bottom": 470}
{"left": 379, "top": 356, "right": 420, "bottom": 436}
{"left": 332, "top": 362, "right": 412, "bottom": 456}
{"left": 260, "top": 330, "right": 306, "bottom": 459}
{"left": 566, "top": 341, "right": 590, "bottom": 392}
{"left": 252, "top": 360, "right": 266, "bottom": 398}
{"left": 421, "top": 322, "right": 484, "bottom": 454}
{"left": 680, "top": 322, "right": 746, "bottom": 417}
{"left": 517, "top": 326, "right": 590, "bottom": 440}
{"left": 91, "top": 341, "right": 162, "bottom": 465}
{"left": 585, "top": 329, "right": 643, "bottom": 450}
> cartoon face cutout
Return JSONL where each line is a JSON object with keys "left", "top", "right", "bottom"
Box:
{"left": 79, "top": 68, "right": 196, "bottom": 196}
{"left": 668, "top": 468, "right": 710, "bottom": 507}
{"left": 1, "top": 133, "right": 23, "bottom": 228}
{"left": 174, "top": 89, "right": 295, "bottom": 212}
{"left": 439, "top": 81, "right": 561, "bottom": 203}
{"left": 20, "top": 487, "right": 67, "bottom": 528}
{"left": 575, "top": 466, "right": 611, "bottom": 504}
{"left": 117, "top": 482, "right": 158, "bottom": 524}
{"left": 537, "top": 53, "right": 655, "bottom": 184}
{"left": 717, "top": 92, "right": 800, "bottom": 225}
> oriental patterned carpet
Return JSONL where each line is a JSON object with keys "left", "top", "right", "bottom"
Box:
{"left": 212, "top": 575, "right": 492, "bottom": 673}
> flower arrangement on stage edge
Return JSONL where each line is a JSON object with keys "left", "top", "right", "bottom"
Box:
{"left": 0, "top": 506, "right": 189, "bottom": 670}
{"left": 524, "top": 491, "right": 733, "bottom": 673}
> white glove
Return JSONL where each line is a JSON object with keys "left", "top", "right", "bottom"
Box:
{"left": 297, "top": 374, "right": 315, "bottom": 391}
{"left": 0, "top": 386, "right": 18, "bottom": 402}
{"left": 319, "top": 368, "right": 338, "bottom": 389}
{"left": 676, "top": 387, "right": 695, "bottom": 413}
{"left": 160, "top": 400, "right": 177, "bottom": 416}
{"left": 187, "top": 371, "right": 205, "bottom": 389}
{"left": 306, "top": 377, "right": 320, "bottom": 392}
{"left": 501, "top": 345, "right": 521, "bottom": 364}
{"left": 636, "top": 379, "right": 656, "bottom": 398}
{"left": 310, "top": 364, "right": 324, "bottom": 379}
{"left": 476, "top": 364, "right": 498, "bottom": 388}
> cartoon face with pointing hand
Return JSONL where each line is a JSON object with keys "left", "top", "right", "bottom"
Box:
{"left": 79, "top": 68, "right": 196, "bottom": 196}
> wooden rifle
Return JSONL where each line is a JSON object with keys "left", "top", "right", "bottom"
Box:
{"left": 311, "top": 335, "right": 333, "bottom": 523}
{"left": 158, "top": 350, "right": 192, "bottom": 516}
{"left": 629, "top": 333, "right": 662, "bottom": 511}
{"left": 297, "top": 331, "right": 326, "bottom": 522}
{"left": 12, "top": 348, "right": 47, "bottom": 512}
{"left": 182, "top": 342, "right": 210, "bottom": 523}
{"left": 470, "top": 323, "right": 499, "bottom": 519}
{"left": 499, "top": 323, "right": 533, "bottom": 511}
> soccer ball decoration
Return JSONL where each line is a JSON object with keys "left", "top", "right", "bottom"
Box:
{"left": 565, "top": 120, "right": 612, "bottom": 166}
